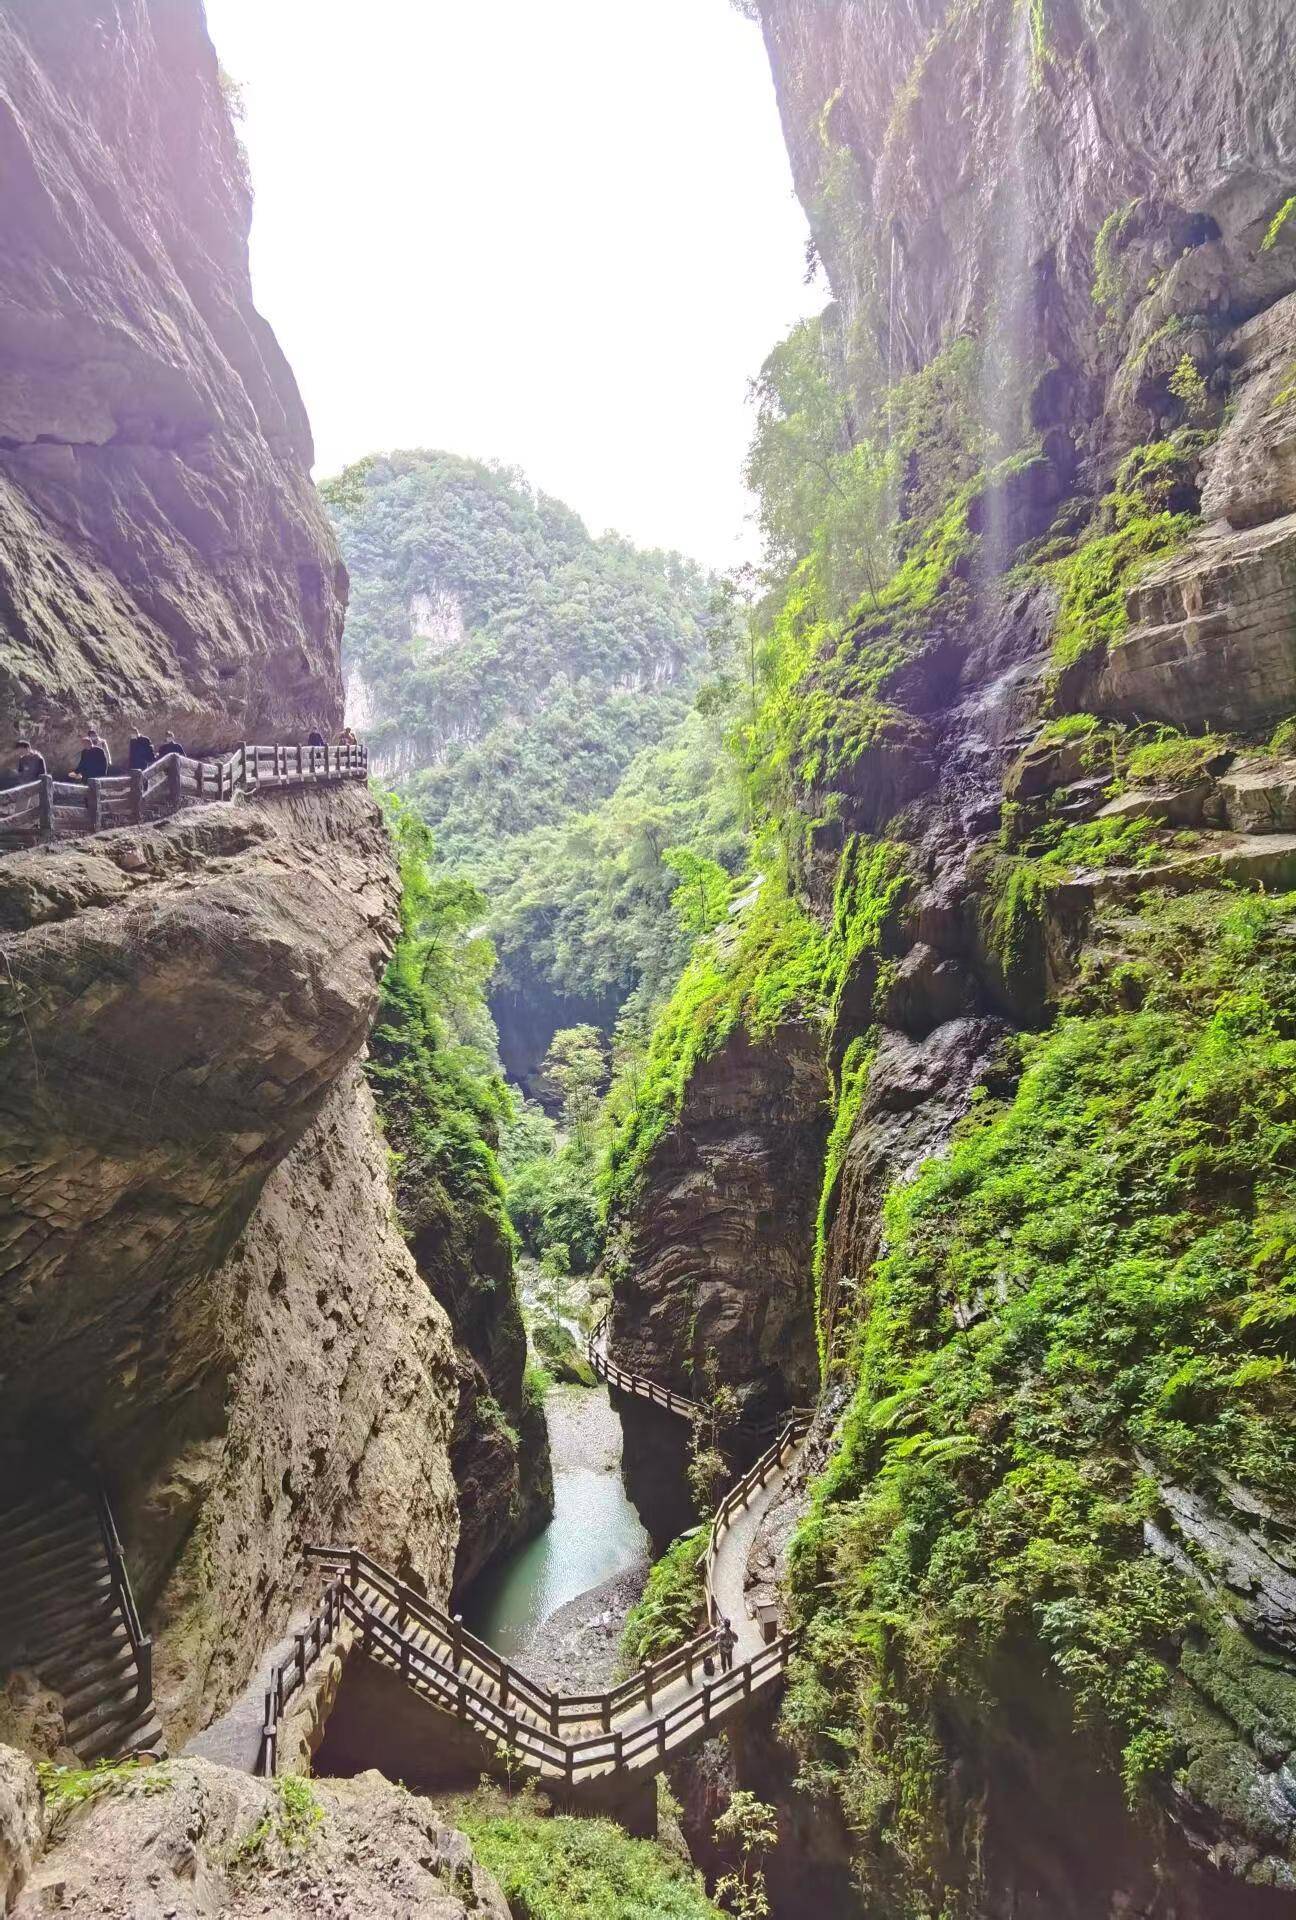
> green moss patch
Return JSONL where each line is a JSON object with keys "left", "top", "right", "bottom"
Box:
{"left": 783, "top": 888, "right": 1296, "bottom": 1903}
{"left": 462, "top": 1810, "right": 720, "bottom": 1919}
{"left": 620, "top": 1530, "right": 707, "bottom": 1669}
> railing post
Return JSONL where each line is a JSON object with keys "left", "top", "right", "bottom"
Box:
{"left": 39, "top": 775, "right": 54, "bottom": 840}
{"left": 86, "top": 777, "right": 100, "bottom": 832}
{"left": 614, "top": 1729, "right": 624, "bottom": 1767}
{"left": 500, "top": 1668, "right": 510, "bottom": 1712}
{"left": 240, "top": 742, "right": 249, "bottom": 790}
{"left": 167, "top": 754, "right": 182, "bottom": 810}
{"left": 703, "top": 1682, "right": 712, "bottom": 1728}
{"left": 641, "top": 1661, "right": 653, "bottom": 1712}
{"left": 401, "top": 1638, "right": 410, "bottom": 1684}
{"left": 136, "top": 1636, "right": 152, "bottom": 1708}
{"left": 601, "top": 1695, "right": 610, "bottom": 1733}
{"left": 349, "top": 1548, "right": 359, "bottom": 1588}
{"left": 130, "top": 768, "right": 144, "bottom": 825}
{"left": 397, "top": 1581, "right": 408, "bottom": 1635}
{"left": 451, "top": 1613, "right": 464, "bottom": 1672}
{"left": 295, "top": 1630, "right": 307, "bottom": 1689}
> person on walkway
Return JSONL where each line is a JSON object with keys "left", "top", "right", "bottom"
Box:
{"left": 127, "top": 730, "right": 155, "bottom": 771}
{"left": 339, "top": 726, "right": 357, "bottom": 748}
{"left": 71, "top": 735, "right": 108, "bottom": 781}
{"left": 156, "top": 729, "right": 185, "bottom": 758}
{"left": 306, "top": 727, "right": 327, "bottom": 748}
{"left": 718, "top": 1616, "right": 738, "bottom": 1673}
{"left": 10, "top": 740, "right": 46, "bottom": 782}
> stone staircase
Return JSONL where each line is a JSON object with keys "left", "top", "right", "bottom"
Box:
{"left": 0, "top": 1480, "right": 164, "bottom": 1762}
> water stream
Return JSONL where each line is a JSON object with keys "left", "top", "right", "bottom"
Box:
{"left": 465, "top": 1383, "right": 649, "bottom": 1660}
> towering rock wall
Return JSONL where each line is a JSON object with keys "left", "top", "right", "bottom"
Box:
{"left": 610, "top": 2, "right": 1296, "bottom": 1911}
{"left": 0, "top": 0, "right": 346, "bottom": 771}
{"left": 0, "top": 0, "right": 534, "bottom": 1771}
{"left": 0, "top": 790, "right": 461, "bottom": 1745}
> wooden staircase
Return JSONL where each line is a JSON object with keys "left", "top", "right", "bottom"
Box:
{"left": 0, "top": 1479, "right": 163, "bottom": 1762}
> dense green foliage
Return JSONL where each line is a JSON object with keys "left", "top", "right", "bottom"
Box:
{"left": 461, "top": 1810, "right": 721, "bottom": 1919}
{"left": 328, "top": 451, "right": 715, "bottom": 869}
{"left": 601, "top": 872, "right": 833, "bottom": 1213}
{"left": 504, "top": 1027, "right": 606, "bottom": 1273}
{"left": 620, "top": 1529, "right": 707, "bottom": 1668}
{"left": 783, "top": 887, "right": 1296, "bottom": 1906}
{"left": 485, "top": 709, "right": 748, "bottom": 1025}
{"left": 365, "top": 803, "right": 511, "bottom": 1226}
{"left": 1048, "top": 512, "right": 1193, "bottom": 675}
{"left": 327, "top": 450, "right": 752, "bottom": 1049}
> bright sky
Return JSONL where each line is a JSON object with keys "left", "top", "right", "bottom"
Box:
{"left": 201, "top": 0, "right": 817, "bottom": 570}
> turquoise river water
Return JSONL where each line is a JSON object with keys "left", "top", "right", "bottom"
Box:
{"left": 466, "top": 1382, "right": 649, "bottom": 1659}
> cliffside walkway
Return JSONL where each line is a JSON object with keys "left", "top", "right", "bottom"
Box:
{"left": 0, "top": 740, "right": 369, "bottom": 850}
{"left": 252, "top": 1380, "right": 810, "bottom": 1793}
{"left": 586, "top": 1313, "right": 698, "bottom": 1421}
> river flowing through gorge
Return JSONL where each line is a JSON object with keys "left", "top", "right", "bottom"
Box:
{"left": 465, "top": 1383, "right": 650, "bottom": 1662}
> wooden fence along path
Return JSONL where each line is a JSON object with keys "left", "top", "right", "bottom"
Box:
{"left": 258, "top": 1394, "right": 811, "bottom": 1783}
{"left": 586, "top": 1313, "right": 699, "bottom": 1421}
{"left": 0, "top": 741, "right": 369, "bottom": 848}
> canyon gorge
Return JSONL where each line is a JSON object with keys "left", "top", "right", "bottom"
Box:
{"left": 3, "top": 1, "right": 1296, "bottom": 1917}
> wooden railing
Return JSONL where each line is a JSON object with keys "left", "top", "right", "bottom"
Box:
{"left": 301, "top": 1546, "right": 722, "bottom": 1740}
{"left": 586, "top": 1313, "right": 699, "bottom": 1421}
{"left": 259, "top": 1574, "right": 348, "bottom": 1777}
{"left": 275, "top": 1554, "right": 795, "bottom": 1786}
{"left": 94, "top": 1486, "right": 152, "bottom": 1711}
{"left": 0, "top": 740, "right": 368, "bottom": 847}
{"left": 704, "top": 1414, "right": 811, "bottom": 1627}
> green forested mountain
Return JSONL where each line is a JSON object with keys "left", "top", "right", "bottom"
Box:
{"left": 327, "top": 451, "right": 717, "bottom": 866}
{"left": 325, "top": 450, "right": 748, "bottom": 1076}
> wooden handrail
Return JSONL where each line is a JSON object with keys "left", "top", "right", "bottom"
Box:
{"left": 257, "top": 1575, "right": 346, "bottom": 1776}
{"left": 0, "top": 740, "right": 369, "bottom": 851}
{"left": 293, "top": 1408, "right": 811, "bottom": 1784}
{"left": 704, "top": 1413, "right": 812, "bottom": 1627}
{"left": 303, "top": 1544, "right": 723, "bottom": 1734}
{"left": 586, "top": 1313, "right": 699, "bottom": 1422}
{"left": 332, "top": 1584, "right": 797, "bottom": 1785}
{"left": 93, "top": 1486, "right": 152, "bottom": 1711}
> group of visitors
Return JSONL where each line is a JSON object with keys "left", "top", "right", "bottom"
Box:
{"left": 5, "top": 721, "right": 361, "bottom": 791}
{"left": 3, "top": 725, "right": 186, "bottom": 786}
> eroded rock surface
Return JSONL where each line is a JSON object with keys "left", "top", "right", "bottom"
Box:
{"left": 0, "top": 1745, "right": 40, "bottom": 1917}
{"left": 11, "top": 1760, "right": 510, "bottom": 1920}
{"left": 0, "top": 1, "right": 346, "bottom": 769}
{"left": 0, "top": 787, "right": 396, "bottom": 1464}
{"left": 609, "top": 1019, "right": 827, "bottom": 1417}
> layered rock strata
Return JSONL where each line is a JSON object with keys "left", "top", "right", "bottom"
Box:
{"left": 0, "top": 0, "right": 346, "bottom": 770}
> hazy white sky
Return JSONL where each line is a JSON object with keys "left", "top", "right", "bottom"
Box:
{"left": 202, "top": 0, "right": 818, "bottom": 568}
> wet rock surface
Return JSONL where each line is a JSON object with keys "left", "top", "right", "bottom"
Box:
{"left": 609, "top": 1020, "right": 827, "bottom": 1416}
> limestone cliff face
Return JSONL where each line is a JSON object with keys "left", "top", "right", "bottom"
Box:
{"left": 759, "top": 0, "right": 1294, "bottom": 386}
{"left": 0, "top": 788, "right": 462, "bottom": 1744}
{"left": 0, "top": 0, "right": 346, "bottom": 770}
{"left": 607, "top": 1020, "right": 826, "bottom": 1420}
{"left": 146, "top": 1069, "right": 460, "bottom": 1746}
{"left": 609, "top": 4, "right": 1296, "bottom": 1912}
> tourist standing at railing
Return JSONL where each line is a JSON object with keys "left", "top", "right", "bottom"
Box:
{"left": 70, "top": 735, "right": 108, "bottom": 781}
{"left": 339, "top": 726, "right": 358, "bottom": 749}
{"left": 156, "top": 730, "right": 185, "bottom": 758}
{"left": 8, "top": 739, "right": 46, "bottom": 783}
{"left": 306, "top": 727, "right": 327, "bottom": 748}
{"left": 127, "top": 730, "right": 155, "bottom": 772}
{"left": 718, "top": 1616, "right": 737, "bottom": 1672}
